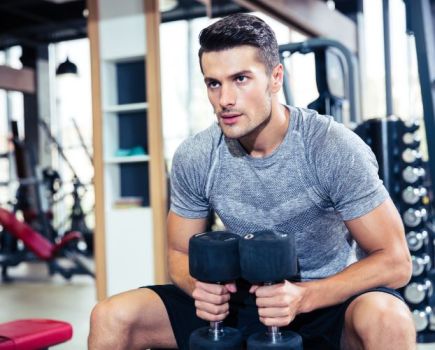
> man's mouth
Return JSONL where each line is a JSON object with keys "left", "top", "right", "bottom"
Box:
{"left": 220, "top": 113, "right": 242, "bottom": 125}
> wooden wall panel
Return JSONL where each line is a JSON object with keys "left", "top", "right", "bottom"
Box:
{"left": 144, "top": 0, "right": 169, "bottom": 284}
{"left": 0, "top": 65, "right": 35, "bottom": 93}
{"left": 87, "top": 0, "right": 107, "bottom": 301}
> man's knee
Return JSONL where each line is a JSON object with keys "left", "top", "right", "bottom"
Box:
{"left": 90, "top": 293, "right": 140, "bottom": 335}
{"left": 89, "top": 288, "right": 175, "bottom": 349}
{"left": 345, "top": 292, "right": 416, "bottom": 349}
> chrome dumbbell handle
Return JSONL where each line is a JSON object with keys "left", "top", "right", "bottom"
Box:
{"left": 263, "top": 282, "right": 282, "bottom": 343}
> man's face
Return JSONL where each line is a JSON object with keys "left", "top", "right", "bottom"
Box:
{"left": 201, "top": 46, "right": 276, "bottom": 140}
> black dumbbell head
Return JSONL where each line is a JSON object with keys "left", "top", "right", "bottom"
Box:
{"left": 189, "top": 326, "right": 243, "bottom": 350}
{"left": 247, "top": 330, "right": 303, "bottom": 350}
{"left": 189, "top": 231, "right": 240, "bottom": 283}
{"left": 239, "top": 230, "right": 298, "bottom": 284}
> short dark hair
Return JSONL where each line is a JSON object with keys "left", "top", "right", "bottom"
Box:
{"left": 198, "top": 13, "right": 280, "bottom": 74}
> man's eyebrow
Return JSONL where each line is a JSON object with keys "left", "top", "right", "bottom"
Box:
{"left": 204, "top": 70, "right": 253, "bottom": 83}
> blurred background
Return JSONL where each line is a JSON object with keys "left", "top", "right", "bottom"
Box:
{"left": 0, "top": 0, "right": 434, "bottom": 348}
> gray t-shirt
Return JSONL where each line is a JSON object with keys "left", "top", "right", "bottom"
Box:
{"left": 170, "top": 106, "right": 389, "bottom": 280}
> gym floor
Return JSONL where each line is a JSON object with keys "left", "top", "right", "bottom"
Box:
{"left": 1, "top": 262, "right": 435, "bottom": 350}
{"left": 0, "top": 262, "right": 95, "bottom": 349}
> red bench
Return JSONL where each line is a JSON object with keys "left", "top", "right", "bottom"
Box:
{"left": 0, "top": 319, "right": 73, "bottom": 350}
{"left": 0, "top": 208, "right": 81, "bottom": 260}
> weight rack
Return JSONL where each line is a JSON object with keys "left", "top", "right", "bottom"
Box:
{"left": 355, "top": 116, "right": 435, "bottom": 343}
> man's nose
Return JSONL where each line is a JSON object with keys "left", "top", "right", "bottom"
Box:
{"left": 219, "top": 84, "right": 236, "bottom": 107}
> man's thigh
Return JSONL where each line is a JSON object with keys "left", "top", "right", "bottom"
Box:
{"left": 341, "top": 290, "right": 415, "bottom": 350}
{"left": 283, "top": 287, "right": 406, "bottom": 350}
{"left": 145, "top": 285, "right": 208, "bottom": 350}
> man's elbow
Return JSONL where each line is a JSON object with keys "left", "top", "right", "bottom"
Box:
{"left": 167, "top": 247, "right": 188, "bottom": 285}
{"left": 167, "top": 249, "right": 177, "bottom": 283}
{"left": 389, "top": 250, "right": 412, "bottom": 289}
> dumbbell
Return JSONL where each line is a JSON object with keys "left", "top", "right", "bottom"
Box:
{"left": 412, "top": 306, "right": 432, "bottom": 332}
{"left": 411, "top": 254, "right": 432, "bottom": 277}
{"left": 402, "top": 166, "right": 425, "bottom": 184}
{"left": 403, "top": 119, "right": 420, "bottom": 133}
{"left": 188, "top": 231, "right": 243, "bottom": 350}
{"left": 402, "top": 186, "right": 427, "bottom": 205}
{"left": 404, "top": 279, "right": 433, "bottom": 305}
{"left": 402, "top": 132, "right": 421, "bottom": 149}
{"left": 402, "top": 207, "right": 428, "bottom": 228}
{"left": 402, "top": 148, "right": 422, "bottom": 165}
{"left": 239, "top": 230, "right": 303, "bottom": 350}
{"left": 406, "top": 230, "right": 429, "bottom": 252}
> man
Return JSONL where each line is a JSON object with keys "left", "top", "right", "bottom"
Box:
{"left": 89, "top": 13, "right": 415, "bottom": 350}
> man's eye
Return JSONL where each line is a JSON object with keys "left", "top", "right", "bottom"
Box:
{"left": 208, "top": 81, "right": 220, "bottom": 88}
{"left": 236, "top": 75, "right": 247, "bottom": 83}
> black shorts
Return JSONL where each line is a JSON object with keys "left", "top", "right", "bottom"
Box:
{"left": 144, "top": 280, "right": 404, "bottom": 350}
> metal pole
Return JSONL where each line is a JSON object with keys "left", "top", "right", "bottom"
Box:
{"left": 279, "top": 38, "right": 360, "bottom": 123}
{"left": 383, "top": 0, "right": 393, "bottom": 116}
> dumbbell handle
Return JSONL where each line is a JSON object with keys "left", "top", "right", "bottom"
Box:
{"left": 209, "top": 281, "right": 224, "bottom": 340}
{"left": 264, "top": 282, "right": 283, "bottom": 343}
{"left": 209, "top": 321, "right": 223, "bottom": 340}
{"left": 268, "top": 326, "right": 281, "bottom": 343}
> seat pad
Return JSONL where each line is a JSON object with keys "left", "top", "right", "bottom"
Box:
{"left": 0, "top": 319, "right": 73, "bottom": 350}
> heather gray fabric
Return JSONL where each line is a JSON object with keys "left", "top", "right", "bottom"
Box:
{"left": 170, "top": 106, "right": 389, "bottom": 280}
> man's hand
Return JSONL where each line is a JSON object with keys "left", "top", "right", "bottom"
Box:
{"left": 192, "top": 281, "right": 237, "bottom": 321}
{"left": 250, "top": 280, "right": 306, "bottom": 327}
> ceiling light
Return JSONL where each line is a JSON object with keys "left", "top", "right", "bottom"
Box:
{"left": 56, "top": 57, "right": 78, "bottom": 76}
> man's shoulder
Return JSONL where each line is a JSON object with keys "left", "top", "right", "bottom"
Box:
{"left": 174, "top": 122, "right": 223, "bottom": 162}
{"left": 291, "top": 106, "right": 334, "bottom": 143}
{"left": 291, "top": 106, "right": 371, "bottom": 164}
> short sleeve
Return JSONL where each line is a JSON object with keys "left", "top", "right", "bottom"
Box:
{"left": 170, "top": 137, "right": 211, "bottom": 219}
{"left": 311, "top": 119, "right": 389, "bottom": 221}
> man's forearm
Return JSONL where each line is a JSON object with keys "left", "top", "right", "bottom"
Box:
{"left": 168, "top": 248, "right": 196, "bottom": 296}
{"left": 298, "top": 250, "right": 411, "bottom": 313}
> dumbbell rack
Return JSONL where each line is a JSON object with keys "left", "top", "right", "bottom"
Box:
{"left": 355, "top": 116, "right": 435, "bottom": 343}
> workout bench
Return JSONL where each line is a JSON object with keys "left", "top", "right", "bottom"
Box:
{"left": 0, "top": 319, "right": 73, "bottom": 349}
{"left": 0, "top": 208, "right": 94, "bottom": 280}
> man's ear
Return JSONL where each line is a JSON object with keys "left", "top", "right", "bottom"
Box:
{"left": 270, "top": 64, "right": 284, "bottom": 94}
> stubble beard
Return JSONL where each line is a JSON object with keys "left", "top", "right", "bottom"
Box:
{"left": 216, "top": 93, "right": 272, "bottom": 141}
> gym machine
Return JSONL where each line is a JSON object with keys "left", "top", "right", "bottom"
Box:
{"left": 0, "top": 120, "right": 94, "bottom": 281}
{"left": 38, "top": 118, "right": 94, "bottom": 255}
{"left": 279, "top": 37, "right": 361, "bottom": 126}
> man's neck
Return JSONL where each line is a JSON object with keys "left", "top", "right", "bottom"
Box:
{"left": 239, "top": 103, "right": 290, "bottom": 158}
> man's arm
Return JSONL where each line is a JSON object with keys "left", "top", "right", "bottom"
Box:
{"left": 167, "top": 210, "right": 207, "bottom": 296}
{"left": 252, "top": 198, "right": 412, "bottom": 327}
{"left": 167, "top": 210, "right": 237, "bottom": 322}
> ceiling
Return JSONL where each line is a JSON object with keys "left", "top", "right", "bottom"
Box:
{"left": 0, "top": 0, "right": 247, "bottom": 50}
{"left": 0, "top": 0, "right": 361, "bottom": 51}
{"left": 0, "top": 0, "right": 86, "bottom": 50}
